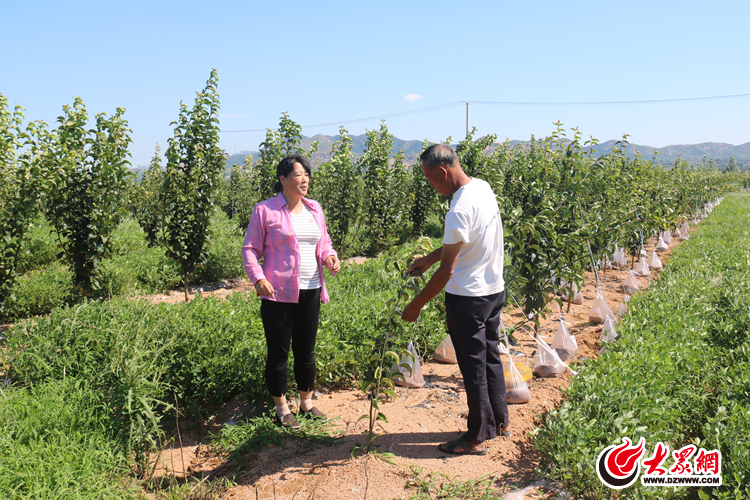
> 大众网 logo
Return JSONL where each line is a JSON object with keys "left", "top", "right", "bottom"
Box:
{"left": 597, "top": 437, "right": 722, "bottom": 489}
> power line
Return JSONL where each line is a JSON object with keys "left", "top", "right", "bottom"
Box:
{"left": 472, "top": 93, "right": 750, "bottom": 106}
{"left": 219, "top": 92, "right": 750, "bottom": 133}
{"left": 219, "top": 101, "right": 463, "bottom": 133}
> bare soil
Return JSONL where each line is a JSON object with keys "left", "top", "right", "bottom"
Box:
{"left": 143, "top": 233, "right": 685, "bottom": 499}
{"left": 146, "top": 256, "right": 369, "bottom": 305}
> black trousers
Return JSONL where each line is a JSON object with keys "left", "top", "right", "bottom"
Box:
{"left": 260, "top": 288, "right": 321, "bottom": 398}
{"left": 445, "top": 289, "right": 509, "bottom": 444}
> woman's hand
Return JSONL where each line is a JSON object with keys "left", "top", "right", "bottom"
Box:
{"left": 325, "top": 255, "right": 341, "bottom": 274}
{"left": 254, "top": 279, "right": 275, "bottom": 297}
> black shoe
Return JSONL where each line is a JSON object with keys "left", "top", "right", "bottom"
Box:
{"left": 277, "top": 412, "right": 300, "bottom": 429}
{"left": 299, "top": 406, "right": 327, "bottom": 419}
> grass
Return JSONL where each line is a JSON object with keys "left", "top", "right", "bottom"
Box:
{"left": 210, "top": 412, "right": 341, "bottom": 463}
{"left": 535, "top": 192, "right": 750, "bottom": 499}
{"left": 0, "top": 379, "right": 141, "bottom": 500}
{"left": 402, "top": 466, "right": 502, "bottom": 499}
{"left": 0, "top": 236, "right": 449, "bottom": 499}
{"left": 143, "top": 477, "right": 232, "bottom": 500}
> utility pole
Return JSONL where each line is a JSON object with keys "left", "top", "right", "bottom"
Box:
{"left": 462, "top": 101, "right": 470, "bottom": 138}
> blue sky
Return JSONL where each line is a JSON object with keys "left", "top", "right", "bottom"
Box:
{"left": 3, "top": 0, "right": 749, "bottom": 164}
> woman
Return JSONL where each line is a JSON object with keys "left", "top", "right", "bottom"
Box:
{"left": 242, "top": 155, "right": 341, "bottom": 429}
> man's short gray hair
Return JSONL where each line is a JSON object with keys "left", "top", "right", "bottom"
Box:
{"left": 420, "top": 144, "right": 458, "bottom": 170}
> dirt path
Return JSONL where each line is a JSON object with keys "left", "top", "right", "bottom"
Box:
{"left": 145, "top": 257, "right": 370, "bottom": 305}
{"left": 145, "top": 231, "right": 687, "bottom": 500}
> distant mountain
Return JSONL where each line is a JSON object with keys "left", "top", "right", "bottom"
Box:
{"left": 587, "top": 140, "right": 750, "bottom": 165}
{"left": 222, "top": 135, "right": 750, "bottom": 170}
{"left": 224, "top": 133, "right": 425, "bottom": 170}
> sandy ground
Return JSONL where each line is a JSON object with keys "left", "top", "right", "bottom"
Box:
{"left": 143, "top": 228, "right": 691, "bottom": 500}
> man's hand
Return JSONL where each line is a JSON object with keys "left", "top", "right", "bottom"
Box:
{"left": 254, "top": 279, "right": 275, "bottom": 297}
{"left": 407, "top": 246, "right": 443, "bottom": 276}
{"left": 402, "top": 241, "right": 463, "bottom": 323}
{"left": 401, "top": 301, "right": 422, "bottom": 322}
{"left": 407, "top": 255, "right": 433, "bottom": 276}
{"left": 325, "top": 255, "right": 341, "bottom": 274}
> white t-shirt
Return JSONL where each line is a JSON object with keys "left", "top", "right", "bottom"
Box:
{"left": 291, "top": 205, "right": 321, "bottom": 290}
{"left": 442, "top": 178, "right": 505, "bottom": 297}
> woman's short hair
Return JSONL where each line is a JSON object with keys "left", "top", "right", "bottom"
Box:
{"left": 420, "top": 144, "right": 458, "bottom": 170}
{"left": 274, "top": 154, "right": 312, "bottom": 193}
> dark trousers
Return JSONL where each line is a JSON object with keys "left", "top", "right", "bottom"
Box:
{"left": 445, "top": 290, "right": 508, "bottom": 444}
{"left": 261, "top": 288, "right": 321, "bottom": 398}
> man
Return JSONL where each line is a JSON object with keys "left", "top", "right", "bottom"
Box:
{"left": 402, "top": 144, "right": 509, "bottom": 455}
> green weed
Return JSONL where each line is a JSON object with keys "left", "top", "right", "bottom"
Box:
{"left": 210, "top": 411, "right": 341, "bottom": 462}
{"left": 1, "top": 211, "right": 246, "bottom": 321}
{"left": 0, "top": 262, "right": 72, "bottom": 321}
{"left": 401, "top": 465, "right": 502, "bottom": 499}
{"left": 0, "top": 379, "right": 141, "bottom": 500}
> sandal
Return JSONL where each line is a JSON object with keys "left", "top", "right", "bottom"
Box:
{"left": 498, "top": 425, "right": 512, "bottom": 437}
{"left": 438, "top": 436, "right": 487, "bottom": 456}
{"left": 277, "top": 412, "right": 301, "bottom": 429}
{"left": 299, "top": 406, "right": 327, "bottom": 419}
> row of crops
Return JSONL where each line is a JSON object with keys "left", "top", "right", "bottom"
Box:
{"left": 2, "top": 70, "right": 750, "bottom": 498}
{"left": 536, "top": 192, "right": 750, "bottom": 499}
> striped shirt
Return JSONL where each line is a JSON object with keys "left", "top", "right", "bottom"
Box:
{"left": 290, "top": 205, "right": 321, "bottom": 289}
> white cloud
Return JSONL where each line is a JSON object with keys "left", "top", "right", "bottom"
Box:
{"left": 404, "top": 94, "right": 423, "bottom": 102}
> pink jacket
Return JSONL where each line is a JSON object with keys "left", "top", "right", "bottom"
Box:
{"left": 242, "top": 193, "right": 338, "bottom": 303}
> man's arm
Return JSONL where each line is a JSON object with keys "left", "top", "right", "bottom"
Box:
{"left": 401, "top": 241, "right": 462, "bottom": 322}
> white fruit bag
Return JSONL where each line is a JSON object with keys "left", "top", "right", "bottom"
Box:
{"left": 655, "top": 235, "right": 668, "bottom": 252}
{"left": 392, "top": 341, "right": 425, "bottom": 388}
{"left": 648, "top": 251, "right": 663, "bottom": 270}
{"left": 505, "top": 355, "right": 531, "bottom": 404}
{"left": 617, "top": 295, "right": 630, "bottom": 316}
{"left": 612, "top": 245, "right": 628, "bottom": 269}
{"left": 597, "top": 258, "right": 613, "bottom": 270}
{"left": 681, "top": 222, "right": 689, "bottom": 235}
{"left": 634, "top": 256, "right": 650, "bottom": 277}
{"left": 589, "top": 291, "right": 616, "bottom": 325}
{"left": 672, "top": 228, "right": 682, "bottom": 239}
{"left": 433, "top": 334, "right": 458, "bottom": 364}
{"left": 600, "top": 316, "right": 618, "bottom": 343}
{"left": 662, "top": 230, "right": 673, "bottom": 245}
{"left": 622, "top": 270, "right": 640, "bottom": 295}
{"left": 612, "top": 244, "right": 622, "bottom": 259}
{"left": 561, "top": 282, "right": 584, "bottom": 305}
{"left": 533, "top": 335, "right": 575, "bottom": 378}
{"left": 551, "top": 317, "right": 578, "bottom": 361}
